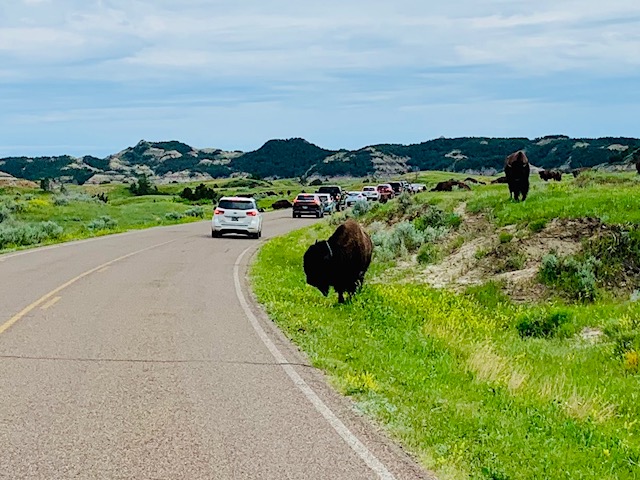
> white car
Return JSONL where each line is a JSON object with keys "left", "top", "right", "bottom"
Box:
{"left": 212, "top": 196, "right": 262, "bottom": 238}
{"left": 361, "top": 185, "right": 380, "bottom": 201}
{"left": 410, "top": 183, "right": 427, "bottom": 192}
{"left": 344, "top": 191, "right": 367, "bottom": 208}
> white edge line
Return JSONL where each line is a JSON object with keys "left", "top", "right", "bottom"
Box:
{"left": 233, "top": 246, "right": 396, "bottom": 480}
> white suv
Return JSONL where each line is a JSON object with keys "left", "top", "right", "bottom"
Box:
{"left": 212, "top": 197, "right": 262, "bottom": 238}
{"left": 362, "top": 185, "right": 380, "bottom": 201}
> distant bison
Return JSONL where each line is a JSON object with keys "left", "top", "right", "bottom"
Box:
{"left": 571, "top": 167, "right": 591, "bottom": 178}
{"left": 271, "top": 199, "right": 292, "bottom": 209}
{"left": 303, "top": 219, "right": 373, "bottom": 303}
{"left": 539, "top": 170, "right": 562, "bottom": 182}
{"left": 491, "top": 176, "right": 509, "bottom": 184}
{"left": 431, "top": 180, "right": 471, "bottom": 192}
{"left": 504, "top": 151, "right": 530, "bottom": 201}
{"left": 636, "top": 161, "right": 640, "bottom": 175}
{"left": 464, "top": 177, "right": 486, "bottom": 185}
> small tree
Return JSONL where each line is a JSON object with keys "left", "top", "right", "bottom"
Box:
{"left": 129, "top": 174, "right": 157, "bottom": 196}
{"left": 40, "top": 177, "right": 51, "bottom": 192}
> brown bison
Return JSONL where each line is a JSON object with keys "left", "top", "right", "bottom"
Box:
{"left": 464, "top": 177, "right": 486, "bottom": 185}
{"left": 571, "top": 167, "right": 591, "bottom": 178}
{"left": 504, "top": 151, "right": 530, "bottom": 201}
{"left": 491, "top": 176, "right": 509, "bottom": 184}
{"left": 431, "top": 180, "right": 471, "bottom": 192}
{"left": 539, "top": 170, "right": 562, "bottom": 181}
{"left": 303, "top": 219, "right": 373, "bottom": 303}
{"left": 271, "top": 199, "right": 292, "bottom": 209}
{"left": 636, "top": 161, "right": 640, "bottom": 175}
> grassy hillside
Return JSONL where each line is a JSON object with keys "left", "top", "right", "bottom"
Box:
{"left": 251, "top": 171, "right": 640, "bottom": 479}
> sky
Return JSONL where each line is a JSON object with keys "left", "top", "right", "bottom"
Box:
{"left": 1, "top": 0, "right": 639, "bottom": 158}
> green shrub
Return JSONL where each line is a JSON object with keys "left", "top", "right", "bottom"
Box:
{"left": 413, "top": 205, "right": 448, "bottom": 231}
{"left": 164, "top": 211, "right": 185, "bottom": 220}
{"left": 0, "top": 221, "right": 63, "bottom": 248}
{"left": 417, "top": 243, "right": 439, "bottom": 264}
{"left": 516, "top": 309, "right": 571, "bottom": 338}
{"left": 86, "top": 216, "right": 118, "bottom": 230}
{"left": 184, "top": 206, "right": 204, "bottom": 217}
{"left": 0, "top": 205, "right": 10, "bottom": 224}
{"left": 352, "top": 199, "right": 371, "bottom": 217}
{"left": 529, "top": 219, "right": 547, "bottom": 233}
{"left": 499, "top": 231, "right": 514, "bottom": 243}
{"left": 53, "top": 193, "right": 97, "bottom": 206}
{"left": 539, "top": 253, "right": 599, "bottom": 301}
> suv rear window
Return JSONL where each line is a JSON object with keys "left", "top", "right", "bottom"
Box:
{"left": 218, "top": 200, "right": 255, "bottom": 210}
{"left": 296, "top": 194, "right": 317, "bottom": 201}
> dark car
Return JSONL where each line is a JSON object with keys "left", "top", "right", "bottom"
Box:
{"left": 388, "top": 181, "right": 403, "bottom": 195}
{"left": 316, "top": 185, "right": 345, "bottom": 211}
{"left": 292, "top": 193, "right": 324, "bottom": 218}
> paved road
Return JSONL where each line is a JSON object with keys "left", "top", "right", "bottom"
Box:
{"left": 0, "top": 210, "right": 432, "bottom": 479}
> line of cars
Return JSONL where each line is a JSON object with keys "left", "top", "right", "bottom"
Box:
{"left": 210, "top": 180, "right": 430, "bottom": 237}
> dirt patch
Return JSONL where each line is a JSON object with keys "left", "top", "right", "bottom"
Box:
{"left": 393, "top": 206, "right": 603, "bottom": 302}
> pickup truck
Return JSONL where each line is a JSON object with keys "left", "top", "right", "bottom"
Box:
{"left": 316, "top": 185, "right": 345, "bottom": 211}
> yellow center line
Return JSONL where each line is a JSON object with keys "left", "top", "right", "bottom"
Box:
{"left": 0, "top": 240, "right": 175, "bottom": 336}
{"left": 40, "top": 296, "right": 61, "bottom": 310}
{"left": 97, "top": 266, "right": 110, "bottom": 273}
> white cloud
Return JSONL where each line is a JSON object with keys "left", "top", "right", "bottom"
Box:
{"left": 1, "top": 0, "right": 639, "bottom": 155}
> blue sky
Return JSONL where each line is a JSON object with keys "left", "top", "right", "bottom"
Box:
{"left": 1, "top": 0, "right": 639, "bottom": 157}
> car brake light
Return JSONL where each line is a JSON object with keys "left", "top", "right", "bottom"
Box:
{"left": 214, "top": 208, "right": 224, "bottom": 215}
{"left": 246, "top": 210, "right": 258, "bottom": 216}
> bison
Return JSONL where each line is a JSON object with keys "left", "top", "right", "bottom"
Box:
{"left": 491, "top": 176, "right": 508, "bottom": 184}
{"left": 464, "top": 177, "right": 486, "bottom": 185}
{"left": 636, "top": 161, "right": 640, "bottom": 175}
{"left": 571, "top": 167, "right": 591, "bottom": 178}
{"left": 539, "top": 170, "right": 562, "bottom": 182}
{"left": 431, "top": 180, "right": 471, "bottom": 192}
{"left": 303, "top": 219, "right": 373, "bottom": 303}
{"left": 271, "top": 199, "right": 292, "bottom": 209}
{"left": 504, "top": 150, "right": 530, "bottom": 201}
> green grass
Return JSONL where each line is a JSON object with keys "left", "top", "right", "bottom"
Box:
{"left": 0, "top": 186, "right": 204, "bottom": 252}
{"left": 251, "top": 172, "right": 640, "bottom": 479}
{"left": 467, "top": 174, "right": 640, "bottom": 226}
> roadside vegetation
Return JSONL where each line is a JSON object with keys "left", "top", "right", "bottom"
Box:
{"left": 4, "top": 167, "right": 640, "bottom": 478}
{"left": 252, "top": 170, "right": 640, "bottom": 479}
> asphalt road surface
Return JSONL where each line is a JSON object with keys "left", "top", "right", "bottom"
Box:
{"left": 0, "top": 210, "right": 433, "bottom": 479}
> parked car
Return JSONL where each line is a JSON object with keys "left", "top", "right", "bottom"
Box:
{"left": 376, "top": 184, "right": 394, "bottom": 203}
{"left": 410, "top": 183, "right": 427, "bottom": 192}
{"left": 316, "top": 193, "right": 336, "bottom": 214}
{"left": 362, "top": 185, "right": 380, "bottom": 201}
{"left": 344, "top": 191, "right": 367, "bottom": 208}
{"left": 211, "top": 196, "right": 262, "bottom": 238}
{"left": 388, "top": 181, "right": 403, "bottom": 196}
{"left": 293, "top": 193, "right": 324, "bottom": 218}
{"left": 316, "top": 185, "right": 345, "bottom": 211}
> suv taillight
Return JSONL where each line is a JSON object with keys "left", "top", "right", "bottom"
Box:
{"left": 214, "top": 208, "right": 224, "bottom": 215}
{"left": 246, "top": 210, "right": 258, "bottom": 216}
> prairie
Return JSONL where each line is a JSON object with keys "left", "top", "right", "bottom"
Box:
{"left": 251, "top": 171, "right": 640, "bottom": 479}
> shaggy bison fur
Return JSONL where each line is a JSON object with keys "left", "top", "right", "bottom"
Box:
{"left": 303, "top": 219, "right": 373, "bottom": 303}
{"left": 539, "top": 170, "right": 562, "bottom": 182}
{"left": 504, "top": 151, "right": 530, "bottom": 201}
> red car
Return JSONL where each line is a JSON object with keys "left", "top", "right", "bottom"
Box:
{"left": 376, "top": 184, "right": 394, "bottom": 203}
